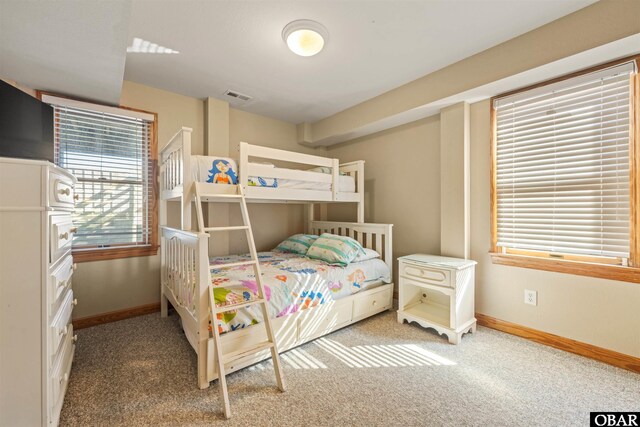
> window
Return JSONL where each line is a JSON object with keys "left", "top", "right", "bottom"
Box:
{"left": 490, "top": 56, "right": 640, "bottom": 283}
{"left": 41, "top": 94, "right": 158, "bottom": 262}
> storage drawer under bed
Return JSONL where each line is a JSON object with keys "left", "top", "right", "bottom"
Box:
{"left": 352, "top": 286, "right": 392, "bottom": 320}
{"left": 298, "top": 299, "right": 352, "bottom": 343}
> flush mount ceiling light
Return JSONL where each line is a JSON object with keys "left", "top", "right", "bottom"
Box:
{"left": 282, "top": 20, "right": 328, "bottom": 57}
{"left": 127, "top": 37, "right": 179, "bottom": 54}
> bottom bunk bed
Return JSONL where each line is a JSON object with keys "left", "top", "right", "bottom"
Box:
{"left": 160, "top": 221, "right": 394, "bottom": 389}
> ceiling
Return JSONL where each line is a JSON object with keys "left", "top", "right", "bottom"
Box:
{"left": 124, "top": 0, "right": 597, "bottom": 124}
{"left": 0, "top": 0, "right": 131, "bottom": 105}
{"left": 0, "top": 0, "right": 597, "bottom": 123}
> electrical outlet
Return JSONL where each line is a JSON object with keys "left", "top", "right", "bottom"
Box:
{"left": 524, "top": 289, "right": 537, "bottom": 306}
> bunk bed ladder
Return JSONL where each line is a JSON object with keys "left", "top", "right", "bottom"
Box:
{"left": 195, "top": 184, "right": 286, "bottom": 419}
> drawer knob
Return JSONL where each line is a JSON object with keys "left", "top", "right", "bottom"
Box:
{"left": 72, "top": 335, "right": 78, "bottom": 343}
{"left": 57, "top": 280, "right": 65, "bottom": 288}
{"left": 73, "top": 194, "right": 79, "bottom": 200}
{"left": 372, "top": 300, "right": 377, "bottom": 306}
{"left": 59, "top": 232, "right": 69, "bottom": 240}
{"left": 70, "top": 227, "right": 78, "bottom": 233}
{"left": 59, "top": 325, "right": 68, "bottom": 335}
{"left": 72, "top": 298, "right": 78, "bottom": 306}
{"left": 59, "top": 188, "right": 70, "bottom": 196}
{"left": 60, "top": 373, "right": 68, "bottom": 383}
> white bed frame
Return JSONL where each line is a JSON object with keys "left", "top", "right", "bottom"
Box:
{"left": 160, "top": 127, "right": 365, "bottom": 229}
{"left": 159, "top": 127, "right": 392, "bottom": 389}
{"left": 160, "top": 221, "right": 393, "bottom": 389}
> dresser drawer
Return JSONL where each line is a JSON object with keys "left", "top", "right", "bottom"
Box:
{"left": 50, "top": 325, "right": 75, "bottom": 424}
{"left": 353, "top": 286, "right": 392, "bottom": 319}
{"left": 49, "top": 254, "right": 74, "bottom": 317}
{"left": 50, "top": 289, "right": 75, "bottom": 358}
{"left": 50, "top": 215, "right": 75, "bottom": 264}
{"left": 298, "top": 299, "right": 352, "bottom": 342}
{"left": 49, "top": 171, "right": 75, "bottom": 208}
{"left": 400, "top": 262, "right": 452, "bottom": 288}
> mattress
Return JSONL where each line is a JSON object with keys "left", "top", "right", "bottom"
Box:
{"left": 210, "top": 251, "right": 390, "bottom": 334}
{"left": 247, "top": 174, "right": 355, "bottom": 192}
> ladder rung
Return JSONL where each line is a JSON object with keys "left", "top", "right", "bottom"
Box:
{"left": 223, "top": 341, "right": 274, "bottom": 367}
{"left": 211, "top": 260, "right": 257, "bottom": 269}
{"left": 215, "top": 298, "right": 266, "bottom": 313}
{"left": 204, "top": 226, "right": 250, "bottom": 232}
{"left": 201, "top": 193, "right": 242, "bottom": 199}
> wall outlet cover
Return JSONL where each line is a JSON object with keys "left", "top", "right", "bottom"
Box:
{"left": 524, "top": 289, "right": 537, "bottom": 306}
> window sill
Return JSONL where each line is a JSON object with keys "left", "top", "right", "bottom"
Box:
{"left": 490, "top": 253, "right": 640, "bottom": 284}
{"left": 73, "top": 246, "right": 159, "bottom": 263}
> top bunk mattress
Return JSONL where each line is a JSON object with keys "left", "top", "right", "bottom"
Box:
{"left": 192, "top": 155, "right": 356, "bottom": 193}
{"left": 210, "top": 251, "right": 390, "bottom": 334}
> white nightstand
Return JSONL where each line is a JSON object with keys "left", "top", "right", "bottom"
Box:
{"left": 397, "top": 254, "right": 477, "bottom": 344}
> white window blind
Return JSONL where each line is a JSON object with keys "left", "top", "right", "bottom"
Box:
{"left": 46, "top": 97, "right": 155, "bottom": 250}
{"left": 494, "top": 62, "right": 636, "bottom": 261}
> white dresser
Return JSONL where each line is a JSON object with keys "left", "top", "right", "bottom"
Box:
{"left": 397, "top": 254, "right": 477, "bottom": 344}
{"left": 0, "top": 157, "right": 78, "bottom": 426}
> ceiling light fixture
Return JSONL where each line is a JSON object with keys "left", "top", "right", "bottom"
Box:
{"left": 127, "top": 37, "right": 179, "bottom": 54}
{"left": 282, "top": 20, "right": 328, "bottom": 57}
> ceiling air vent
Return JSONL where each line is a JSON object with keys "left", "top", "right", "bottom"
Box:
{"left": 224, "top": 90, "right": 252, "bottom": 102}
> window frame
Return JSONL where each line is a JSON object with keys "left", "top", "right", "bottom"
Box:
{"left": 38, "top": 91, "right": 159, "bottom": 263}
{"left": 489, "top": 55, "right": 640, "bottom": 283}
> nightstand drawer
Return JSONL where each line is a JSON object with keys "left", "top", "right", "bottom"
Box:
{"left": 401, "top": 262, "right": 451, "bottom": 288}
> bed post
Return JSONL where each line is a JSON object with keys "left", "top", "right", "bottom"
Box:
{"left": 239, "top": 141, "right": 249, "bottom": 193}
{"left": 195, "top": 232, "right": 211, "bottom": 389}
{"left": 357, "top": 161, "right": 365, "bottom": 222}
{"left": 307, "top": 203, "right": 314, "bottom": 234}
{"left": 182, "top": 128, "right": 193, "bottom": 231}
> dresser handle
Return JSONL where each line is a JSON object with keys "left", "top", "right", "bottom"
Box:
{"left": 72, "top": 335, "right": 78, "bottom": 343}
{"left": 72, "top": 298, "right": 78, "bottom": 306}
{"left": 59, "top": 188, "right": 70, "bottom": 196}
{"left": 73, "top": 194, "right": 79, "bottom": 200}
{"left": 59, "top": 325, "right": 68, "bottom": 336}
{"left": 70, "top": 227, "right": 78, "bottom": 233}
{"left": 59, "top": 232, "right": 69, "bottom": 240}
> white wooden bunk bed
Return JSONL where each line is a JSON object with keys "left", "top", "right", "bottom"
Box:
{"left": 159, "top": 127, "right": 393, "bottom": 393}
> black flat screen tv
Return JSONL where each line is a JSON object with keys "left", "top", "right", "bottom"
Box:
{"left": 0, "top": 80, "right": 54, "bottom": 162}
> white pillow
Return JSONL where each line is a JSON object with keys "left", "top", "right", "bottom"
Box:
{"left": 352, "top": 247, "right": 381, "bottom": 263}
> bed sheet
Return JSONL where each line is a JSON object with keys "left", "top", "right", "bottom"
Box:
{"left": 210, "top": 251, "right": 390, "bottom": 334}
{"left": 247, "top": 174, "right": 355, "bottom": 192}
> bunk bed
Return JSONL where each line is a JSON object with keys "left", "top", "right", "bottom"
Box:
{"left": 159, "top": 127, "right": 393, "bottom": 390}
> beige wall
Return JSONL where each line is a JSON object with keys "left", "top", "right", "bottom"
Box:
{"left": 228, "top": 108, "right": 321, "bottom": 254}
{"left": 469, "top": 100, "right": 640, "bottom": 358}
{"left": 326, "top": 116, "right": 441, "bottom": 287}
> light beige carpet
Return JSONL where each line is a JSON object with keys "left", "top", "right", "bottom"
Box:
{"left": 60, "top": 311, "right": 639, "bottom": 426}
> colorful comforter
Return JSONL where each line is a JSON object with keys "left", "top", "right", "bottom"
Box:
{"left": 211, "top": 251, "right": 390, "bottom": 334}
